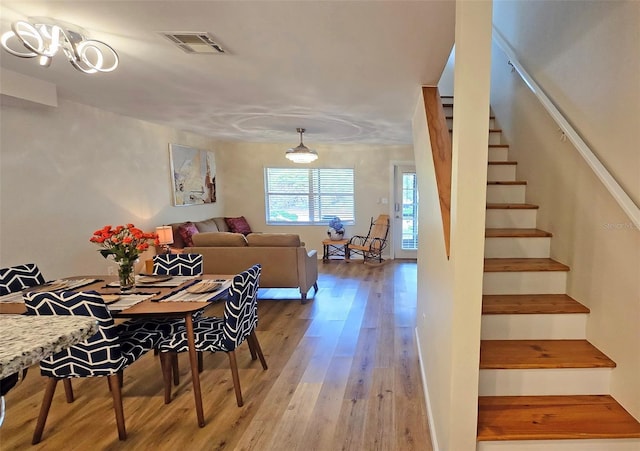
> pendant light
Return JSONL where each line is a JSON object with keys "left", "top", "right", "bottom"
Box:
{"left": 285, "top": 128, "right": 318, "bottom": 163}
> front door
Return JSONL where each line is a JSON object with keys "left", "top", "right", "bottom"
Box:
{"left": 393, "top": 165, "right": 418, "bottom": 259}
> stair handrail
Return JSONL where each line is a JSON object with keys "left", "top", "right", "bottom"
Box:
{"left": 492, "top": 26, "right": 640, "bottom": 230}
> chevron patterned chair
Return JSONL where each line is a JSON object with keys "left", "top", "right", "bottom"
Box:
{"left": 120, "top": 253, "right": 204, "bottom": 338}
{"left": 158, "top": 264, "right": 267, "bottom": 407}
{"left": 118, "top": 253, "right": 205, "bottom": 384}
{"left": 23, "top": 290, "right": 163, "bottom": 444}
{"left": 0, "top": 263, "right": 45, "bottom": 295}
{"left": 152, "top": 253, "right": 203, "bottom": 276}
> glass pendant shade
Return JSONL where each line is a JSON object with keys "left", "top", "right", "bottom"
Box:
{"left": 286, "top": 128, "right": 318, "bottom": 163}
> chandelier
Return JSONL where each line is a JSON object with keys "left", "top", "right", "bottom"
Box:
{"left": 285, "top": 128, "right": 318, "bottom": 163}
{"left": 1, "top": 18, "right": 119, "bottom": 74}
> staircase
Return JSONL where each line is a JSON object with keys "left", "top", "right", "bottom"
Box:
{"left": 443, "top": 96, "right": 640, "bottom": 450}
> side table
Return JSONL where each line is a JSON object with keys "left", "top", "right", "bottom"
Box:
{"left": 322, "top": 238, "right": 349, "bottom": 262}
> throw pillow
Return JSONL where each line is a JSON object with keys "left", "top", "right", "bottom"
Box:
{"left": 177, "top": 222, "right": 199, "bottom": 247}
{"left": 225, "top": 216, "right": 252, "bottom": 235}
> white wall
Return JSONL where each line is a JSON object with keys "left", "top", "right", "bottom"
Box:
{"left": 214, "top": 140, "right": 413, "bottom": 258}
{"left": 492, "top": 0, "right": 640, "bottom": 419}
{"left": 414, "top": 2, "right": 493, "bottom": 449}
{"left": 0, "top": 96, "right": 221, "bottom": 278}
{"left": 0, "top": 88, "right": 414, "bottom": 277}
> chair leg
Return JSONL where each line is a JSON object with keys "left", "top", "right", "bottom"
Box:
{"left": 227, "top": 351, "right": 243, "bottom": 407}
{"left": 107, "top": 374, "right": 127, "bottom": 441}
{"left": 32, "top": 377, "right": 58, "bottom": 445}
{"left": 248, "top": 331, "right": 268, "bottom": 370}
{"left": 159, "top": 352, "right": 173, "bottom": 405}
{"left": 198, "top": 352, "right": 204, "bottom": 373}
{"left": 63, "top": 379, "right": 74, "bottom": 403}
{"left": 247, "top": 336, "right": 258, "bottom": 361}
{"left": 172, "top": 353, "right": 180, "bottom": 386}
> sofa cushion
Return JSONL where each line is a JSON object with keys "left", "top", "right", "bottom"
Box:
{"left": 225, "top": 216, "right": 252, "bottom": 235}
{"left": 246, "top": 233, "right": 301, "bottom": 247}
{"left": 213, "top": 217, "right": 230, "bottom": 232}
{"left": 192, "top": 232, "right": 248, "bottom": 247}
{"left": 177, "top": 222, "right": 199, "bottom": 247}
{"left": 195, "top": 218, "right": 220, "bottom": 233}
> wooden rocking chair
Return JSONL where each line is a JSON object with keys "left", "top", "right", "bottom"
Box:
{"left": 346, "top": 214, "right": 390, "bottom": 263}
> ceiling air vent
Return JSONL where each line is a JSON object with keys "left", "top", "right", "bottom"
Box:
{"left": 160, "top": 32, "right": 225, "bottom": 54}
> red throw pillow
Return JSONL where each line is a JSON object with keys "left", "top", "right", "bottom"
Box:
{"left": 177, "top": 222, "right": 199, "bottom": 247}
{"left": 225, "top": 216, "right": 252, "bottom": 235}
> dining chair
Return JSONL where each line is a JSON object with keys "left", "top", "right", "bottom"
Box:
{"left": 152, "top": 253, "right": 203, "bottom": 276}
{"left": 23, "top": 290, "right": 163, "bottom": 444}
{"left": 119, "top": 252, "right": 205, "bottom": 384}
{"left": 158, "top": 264, "right": 267, "bottom": 407}
{"left": 0, "top": 263, "right": 45, "bottom": 295}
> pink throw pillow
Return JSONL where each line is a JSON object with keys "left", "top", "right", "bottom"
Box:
{"left": 225, "top": 216, "right": 252, "bottom": 235}
{"left": 177, "top": 222, "right": 199, "bottom": 247}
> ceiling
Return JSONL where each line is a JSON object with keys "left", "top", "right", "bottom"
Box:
{"left": 0, "top": 1, "right": 455, "bottom": 145}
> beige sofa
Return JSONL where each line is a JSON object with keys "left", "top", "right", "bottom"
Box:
{"left": 186, "top": 232, "right": 318, "bottom": 303}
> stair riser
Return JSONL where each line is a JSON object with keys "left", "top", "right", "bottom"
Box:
{"left": 486, "top": 185, "right": 526, "bottom": 203}
{"left": 488, "top": 165, "right": 516, "bottom": 181}
{"left": 477, "top": 439, "right": 640, "bottom": 451}
{"left": 481, "top": 313, "right": 587, "bottom": 339}
{"left": 483, "top": 272, "right": 567, "bottom": 295}
{"left": 488, "top": 132, "right": 502, "bottom": 145}
{"left": 485, "top": 210, "right": 537, "bottom": 228}
{"left": 484, "top": 237, "right": 550, "bottom": 258}
{"left": 488, "top": 147, "right": 509, "bottom": 161}
{"left": 478, "top": 368, "right": 611, "bottom": 396}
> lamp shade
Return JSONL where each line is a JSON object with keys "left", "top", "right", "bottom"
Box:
{"left": 155, "top": 226, "right": 174, "bottom": 245}
{"left": 285, "top": 128, "right": 318, "bottom": 163}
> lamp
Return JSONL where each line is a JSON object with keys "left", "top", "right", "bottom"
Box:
{"left": 155, "top": 226, "right": 174, "bottom": 254}
{"left": 1, "top": 17, "right": 119, "bottom": 74}
{"left": 285, "top": 128, "right": 318, "bottom": 163}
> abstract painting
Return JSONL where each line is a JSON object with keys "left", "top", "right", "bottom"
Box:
{"left": 169, "top": 144, "right": 216, "bottom": 206}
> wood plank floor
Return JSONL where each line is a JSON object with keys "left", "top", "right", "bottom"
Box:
{"left": 0, "top": 260, "right": 431, "bottom": 451}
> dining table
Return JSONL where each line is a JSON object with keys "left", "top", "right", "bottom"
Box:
{"left": 0, "top": 273, "right": 234, "bottom": 428}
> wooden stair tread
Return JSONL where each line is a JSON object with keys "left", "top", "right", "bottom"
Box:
{"left": 485, "top": 228, "right": 552, "bottom": 238}
{"left": 482, "top": 294, "right": 589, "bottom": 314}
{"left": 480, "top": 339, "right": 615, "bottom": 369}
{"left": 488, "top": 144, "right": 510, "bottom": 148}
{"left": 486, "top": 203, "right": 539, "bottom": 210}
{"left": 487, "top": 181, "right": 527, "bottom": 185}
{"left": 484, "top": 258, "right": 569, "bottom": 272}
{"left": 477, "top": 395, "right": 640, "bottom": 441}
{"left": 488, "top": 159, "right": 515, "bottom": 164}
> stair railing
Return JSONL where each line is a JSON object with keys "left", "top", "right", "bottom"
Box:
{"left": 492, "top": 27, "right": 640, "bottom": 230}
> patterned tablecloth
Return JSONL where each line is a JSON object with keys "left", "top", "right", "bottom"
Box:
{"left": 0, "top": 315, "right": 98, "bottom": 378}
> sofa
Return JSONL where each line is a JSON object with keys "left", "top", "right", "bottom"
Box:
{"left": 164, "top": 216, "right": 249, "bottom": 250}
{"left": 185, "top": 232, "right": 318, "bottom": 303}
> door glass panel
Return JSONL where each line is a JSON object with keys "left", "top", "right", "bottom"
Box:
{"left": 402, "top": 173, "right": 418, "bottom": 250}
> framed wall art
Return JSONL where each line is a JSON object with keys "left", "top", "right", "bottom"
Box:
{"left": 169, "top": 144, "right": 216, "bottom": 206}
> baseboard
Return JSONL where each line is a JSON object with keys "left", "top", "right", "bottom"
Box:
{"left": 415, "top": 327, "right": 440, "bottom": 451}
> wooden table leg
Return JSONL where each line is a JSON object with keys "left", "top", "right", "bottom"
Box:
{"left": 185, "top": 313, "right": 205, "bottom": 427}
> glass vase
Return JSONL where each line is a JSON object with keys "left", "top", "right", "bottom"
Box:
{"left": 117, "top": 259, "right": 136, "bottom": 292}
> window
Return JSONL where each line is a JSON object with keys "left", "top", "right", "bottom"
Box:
{"left": 265, "top": 168, "right": 355, "bottom": 225}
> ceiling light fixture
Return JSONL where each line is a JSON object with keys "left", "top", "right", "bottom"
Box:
{"left": 286, "top": 128, "right": 318, "bottom": 163}
{"left": 1, "top": 17, "right": 119, "bottom": 74}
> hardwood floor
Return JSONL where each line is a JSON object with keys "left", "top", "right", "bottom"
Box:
{"left": 0, "top": 260, "right": 431, "bottom": 450}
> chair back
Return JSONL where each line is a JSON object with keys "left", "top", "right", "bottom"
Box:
{"left": 366, "top": 214, "right": 390, "bottom": 250}
{"left": 24, "top": 290, "right": 126, "bottom": 377}
{"left": 221, "top": 264, "right": 262, "bottom": 351}
{"left": 153, "top": 253, "right": 203, "bottom": 276}
{"left": 0, "top": 263, "right": 45, "bottom": 295}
